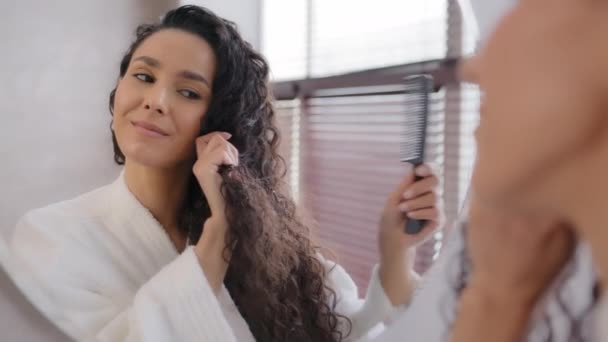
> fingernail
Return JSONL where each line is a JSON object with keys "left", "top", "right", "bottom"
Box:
{"left": 221, "top": 132, "right": 232, "bottom": 139}
{"left": 407, "top": 211, "right": 417, "bottom": 218}
{"left": 399, "top": 203, "right": 409, "bottom": 211}
{"left": 403, "top": 190, "right": 414, "bottom": 199}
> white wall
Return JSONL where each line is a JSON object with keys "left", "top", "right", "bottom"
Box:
{"left": 0, "top": 0, "right": 261, "bottom": 240}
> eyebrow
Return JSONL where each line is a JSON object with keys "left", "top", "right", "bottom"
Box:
{"left": 133, "top": 55, "right": 160, "bottom": 67}
{"left": 132, "top": 55, "right": 211, "bottom": 88}
{"left": 179, "top": 70, "right": 211, "bottom": 88}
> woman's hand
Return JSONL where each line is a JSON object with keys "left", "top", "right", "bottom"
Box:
{"left": 452, "top": 199, "right": 576, "bottom": 342}
{"left": 191, "top": 131, "right": 239, "bottom": 293}
{"left": 192, "top": 132, "right": 239, "bottom": 228}
{"left": 377, "top": 164, "right": 444, "bottom": 306}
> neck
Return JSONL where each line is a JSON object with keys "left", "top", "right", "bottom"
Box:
{"left": 123, "top": 160, "right": 192, "bottom": 249}
{"left": 556, "top": 132, "right": 608, "bottom": 287}
{"left": 552, "top": 14, "right": 608, "bottom": 288}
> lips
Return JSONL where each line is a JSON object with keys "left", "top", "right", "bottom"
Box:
{"left": 131, "top": 121, "right": 169, "bottom": 137}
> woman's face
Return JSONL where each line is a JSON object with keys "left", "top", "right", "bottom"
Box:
{"left": 461, "top": 0, "right": 607, "bottom": 210}
{"left": 112, "top": 29, "right": 217, "bottom": 168}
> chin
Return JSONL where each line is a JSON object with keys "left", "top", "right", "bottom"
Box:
{"left": 121, "top": 144, "right": 175, "bottom": 169}
{"left": 472, "top": 172, "right": 534, "bottom": 215}
{"left": 126, "top": 153, "right": 170, "bottom": 169}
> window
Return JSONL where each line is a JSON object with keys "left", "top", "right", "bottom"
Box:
{"left": 262, "top": 0, "right": 308, "bottom": 80}
{"left": 264, "top": 0, "right": 479, "bottom": 291}
{"left": 310, "top": 0, "right": 447, "bottom": 76}
{"left": 263, "top": 0, "right": 449, "bottom": 80}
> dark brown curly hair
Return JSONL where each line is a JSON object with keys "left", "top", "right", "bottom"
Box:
{"left": 108, "top": 5, "right": 351, "bottom": 342}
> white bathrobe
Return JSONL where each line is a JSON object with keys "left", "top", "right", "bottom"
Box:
{"left": 596, "top": 296, "right": 608, "bottom": 341}
{"left": 3, "top": 172, "right": 405, "bottom": 342}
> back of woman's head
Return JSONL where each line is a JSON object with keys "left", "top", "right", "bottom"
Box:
{"left": 109, "top": 5, "right": 349, "bottom": 341}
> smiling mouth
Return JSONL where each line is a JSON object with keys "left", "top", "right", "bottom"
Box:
{"left": 131, "top": 121, "right": 169, "bottom": 137}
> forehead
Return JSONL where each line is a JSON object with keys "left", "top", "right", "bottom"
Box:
{"left": 132, "top": 29, "right": 217, "bottom": 70}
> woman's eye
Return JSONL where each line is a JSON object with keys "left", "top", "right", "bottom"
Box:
{"left": 133, "top": 73, "right": 154, "bottom": 83}
{"left": 179, "top": 89, "right": 201, "bottom": 100}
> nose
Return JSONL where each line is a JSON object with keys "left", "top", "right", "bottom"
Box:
{"left": 144, "top": 84, "right": 169, "bottom": 115}
{"left": 458, "top": 54, "right": 482, "bottom": 84}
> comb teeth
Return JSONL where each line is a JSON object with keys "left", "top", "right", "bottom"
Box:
{"left": 401, "top": 75, "right": 432, "bottom": 166}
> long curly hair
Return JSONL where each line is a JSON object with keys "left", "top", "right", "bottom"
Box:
{"left": 108, "top": 5, "right": 351, "bottom": 341}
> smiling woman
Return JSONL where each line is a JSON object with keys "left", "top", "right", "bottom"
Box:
{"left": 111, "top": 29, "right": 216, "bottom": 169}
{"left": 2, "top": 4, "right": 444, "bottom": 342}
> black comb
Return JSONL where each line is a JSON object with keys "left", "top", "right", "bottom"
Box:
{"left": 401, "top": 75, "right": 433, "bottom": 234}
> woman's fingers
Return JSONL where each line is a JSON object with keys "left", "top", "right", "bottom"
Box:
{"left": 196, "top": 132, "right": 231, "bottom": 153}
{"left": 402, "top": 175, "right": 439, "bottom": 200}
{"left": 227, "top": 143, "right": 239, "bottom": 166}
{"left": 197, "top": 133, "right": 239, "bottom": 167}
{"left": 399, "top": 191, "right": 438, "bottom": 212}
{"left": 414, "top": 164, "right": 434, "bottom": 177}
{"left": 406, "top": 207, "right": 440, "bottom": 221}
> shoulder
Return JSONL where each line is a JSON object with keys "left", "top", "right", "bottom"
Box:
{"left": 4, "top": 185, "right": 118, "bottom": 339}
{"left": 17, "top": 184, "right": 112, "bottom": 232}
{"left": 10, "top": 185, "right": 113, "bottom": 271}
{"left": 317, "top": 254, "right": 360, "bottom": 299}
{"left": 596, "top": 295, "right": 608, "bottom": 340}
{"left": 21, "top": 184, "right": 112, "bottom": 225}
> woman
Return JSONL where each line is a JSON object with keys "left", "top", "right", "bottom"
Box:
{"left": 5, "top": 5, "right": 442, "bottom": 342}
{"left": 370, "top": 1, "right": 597, "bottom": 341}
{"left": 450, "top": 0, "right": 608, "bottom": 340}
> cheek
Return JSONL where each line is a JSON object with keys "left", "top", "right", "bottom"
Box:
{"left": 172, "top": 106, "right": 207, "bottom": 148}
{"left": 473, "top": 86, "right": 597, "bottom": 208}
{"left": 113, "top": 81, "right": 136, "bottom": 119}
{"left": 472, "top": 107, "right": 524, "bottom": 202}
{"left": 469, "top": 8, "right": 599, "bottom": 206}
{"left": 111, "top": 82, "right": 141, "bottom": 148}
